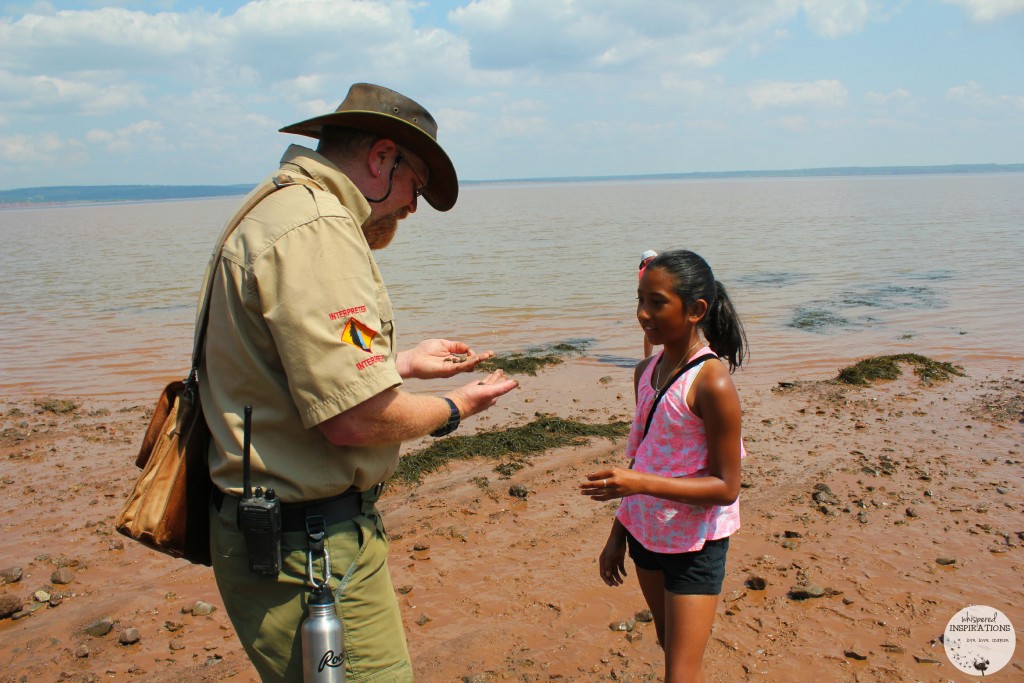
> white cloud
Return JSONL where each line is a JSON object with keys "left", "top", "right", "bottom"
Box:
{"left": 0, "top": 132, "right": 86, "bottom": 164}
{"left": 84, "top": 119, "right": 165, "bottom": 153}
{"left": 748, "top": 80, "right": 849, "bottom": 109}
{"left": 0, "top": 69, "right": 146, "bottom": 115}
{"left": 866, "top": 88, "right": 912, "bottom": 106}
{"left": 495, "top": 115, "right": 549, "bottom": 137}
{"left": 941, "top": 0, "right": 1024, "bottom": 21}
{"left": 947, "top": 81, "right": 1024, "bottom": 110}
{"left": 778, "top": 116, "right": 809, "bottom": 131}
{"left": 801, "top": 0, "right": 871, "bottom": 38}
{"left": 504, "top": 98, "right": 546, "bottom": 114}
{"left": 447, "top": 0, "right": 870, "bottom": 73}
{"left": 947, "top": 80, "right": 996, "bottom": 105}
{"left": 435, "top": 108, "right": 478, "bottom": 135}
{"left": 660, "top": 76, "right": 707, "bottom": 98}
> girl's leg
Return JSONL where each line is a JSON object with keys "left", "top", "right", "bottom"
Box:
{"left": 634, "top": 567, "right": 667, "bottom": 648}
{"left": 662, "top": 593, "right": 719, "bottom": 683}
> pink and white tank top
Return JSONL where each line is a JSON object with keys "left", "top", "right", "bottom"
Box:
{"left": 616, "top": 347, "right": 744, "bottom": 553}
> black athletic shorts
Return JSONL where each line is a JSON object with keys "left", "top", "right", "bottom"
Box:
{"left": 625, "top": 530, "right": 729, "bottom": 596}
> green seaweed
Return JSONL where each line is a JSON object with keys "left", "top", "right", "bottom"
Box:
{"left": 390, "top": 415, "right": 629, "bottom": 486}
{"left": 36, "top": 399, "right": 78, "bottom": 414}
{"left": 836, "top": 354, "right": 965, "bottom": 386}
{"left": 478, "top": 352, "right": 563, "bottom": 376}
{"left": 477, "top": 340, "right": 592, "bottom": 376}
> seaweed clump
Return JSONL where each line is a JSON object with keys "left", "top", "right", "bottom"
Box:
{"left": 478, "top": 340, "right": 592, "bottom": 376}
{"left": 836, "top": 354, "right": 965, "bottom": 387}
{"left": 36, "top": 399, "right": 78, "bottom": 414}
{"left": 391, "top": 415, "right": 629, "bottom": 486}
{"left": 478, "top": 351, "right": 563, "bottom": 376}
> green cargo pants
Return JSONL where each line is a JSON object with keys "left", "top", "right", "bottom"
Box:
{"left": 210, "top": 493, "right": 413, "bottom": 682}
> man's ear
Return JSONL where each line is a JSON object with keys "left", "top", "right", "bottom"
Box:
{"left": 366, "top": 138, "right": 398, "bottom": 177}
{"left": 688, "top": 299, "right": 709, "bottom": 323}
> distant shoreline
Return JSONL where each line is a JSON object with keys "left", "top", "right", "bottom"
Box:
{"left": 2, "top": 163, "right": 1022, "bottom": 207}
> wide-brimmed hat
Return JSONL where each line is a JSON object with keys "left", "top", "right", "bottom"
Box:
{"left": 279, "top": 83, "right": 458, "bottom": 211}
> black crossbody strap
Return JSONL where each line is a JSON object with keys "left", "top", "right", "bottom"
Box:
{"left": 641, "top": 353, "right": 719, "bottom": 441}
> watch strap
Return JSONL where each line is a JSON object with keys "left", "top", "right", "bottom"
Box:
{"left": 430, "top": 397, "right": 461, "bottom": 437}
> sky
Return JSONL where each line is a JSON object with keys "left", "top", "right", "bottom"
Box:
{"left": 1, "top": 0, "right": 1022, "bottom": 189}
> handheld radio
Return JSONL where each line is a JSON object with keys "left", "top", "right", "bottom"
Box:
{"left": 237, "top": 405, "right": 282, "bottom": 576}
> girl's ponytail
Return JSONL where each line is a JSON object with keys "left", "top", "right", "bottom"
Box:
{"left": 704, "top": 280, "right": 747, "bottom": 372}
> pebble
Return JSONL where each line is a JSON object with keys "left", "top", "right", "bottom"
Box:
{"left": 190, "top": 600, "right": 216, "bottom": 616}
{"left": 935, "top": 557, "right": 957, "bottom": 566}
{"left": 508, "top": 484, "right": 529, "bottom": 499}
{"left": 0, "top": 567, "right": 23, "bottom": 585}
{"left": 74, "top": 644, "right": 89, "bottom": 658}
{"left": 51, "top": 567, "right": 75, "bottom": 585}
{"left": 844, "top": 650, "right": 868, "bottom": 661}
{"left": 85, "top": 617, "right": 114, "bottom": 637}
{"left": 634, "top": 609, "right": 653, "bottom": 622}
{"left": 169, "top": 637, "right": 186, "bottom": 651}
{"left": 118, "top": 628, "right": 141, "bottom": 645}
{"left": 0, "top": 593, "right": 23, "bottom": 618}
{"left": 744, "top": 576, "right": 767, "bottom": 590}
{"left": 788, "top": 584, "right": 826, "bottom": 600}
{"left": 609, "top": 620, "right": 635, "bottom": 632}
{"left": 415, "top": 614, "right": 431, "bottom": 626}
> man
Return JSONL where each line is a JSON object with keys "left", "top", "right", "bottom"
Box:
{"left": 200, "top": 83, "right": 518, "bottom": 682}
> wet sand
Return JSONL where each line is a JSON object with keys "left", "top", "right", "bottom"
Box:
{"left": 1, "top": 358, "right": 1021, "bottom": 682}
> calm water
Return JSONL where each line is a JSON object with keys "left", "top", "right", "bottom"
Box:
{"left": 2, "top": 174, "right": 1022, "bottom": 398}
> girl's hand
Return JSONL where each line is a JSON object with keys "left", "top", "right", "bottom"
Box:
{"left": 579, "top": 468, "right": 640, "bottom": 501}
{"left": 599, "top": 530, "right": 628, "bottom": 587}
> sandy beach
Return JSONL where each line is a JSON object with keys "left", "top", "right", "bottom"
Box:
{"left": 1, "top": 356, "right": 1021, "bottom": 682}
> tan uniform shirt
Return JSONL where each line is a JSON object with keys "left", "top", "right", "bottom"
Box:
{"left": 201, "top": 145, "right": 403, "bottom": 502}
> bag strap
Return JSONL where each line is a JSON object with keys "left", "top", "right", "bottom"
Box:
{"left": 186, "top": 174, "right": 323, "bottom": 390}
{"left": 640, "top": 352, "right": 718, "bottom": 441}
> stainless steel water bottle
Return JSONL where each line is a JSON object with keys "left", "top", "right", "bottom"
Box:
{"left": 301, "top": 585, "right": 345, "bottom": 682}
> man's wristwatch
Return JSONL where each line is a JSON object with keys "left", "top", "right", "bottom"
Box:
{"left": 430, "top": 397, "right": 461, "bottom": 437}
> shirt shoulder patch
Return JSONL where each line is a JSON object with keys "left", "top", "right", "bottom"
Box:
{"left": 340, "top": 318, "right": 378, "bottom": 353}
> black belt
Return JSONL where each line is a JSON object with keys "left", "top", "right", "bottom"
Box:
{"left": 212, "top": 487, "right": 363, "bottom": 532}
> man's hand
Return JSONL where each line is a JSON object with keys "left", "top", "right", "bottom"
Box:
{"left": 396, "top": 339, "right": 495, "bottom": 379}
{"left": 446, "top": 369, "right": 519, "bottom": 419}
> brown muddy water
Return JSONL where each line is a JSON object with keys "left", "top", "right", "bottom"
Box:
{"left": 1, "top": 173, "right": 1022, "bottom": 398}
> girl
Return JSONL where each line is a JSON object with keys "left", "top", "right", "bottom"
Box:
{"left": 581, "top": 249, "right": 747, "bottom": 683}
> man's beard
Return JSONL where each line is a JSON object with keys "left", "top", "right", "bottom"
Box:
{"left": 363, "top": 213, "right": 400, "bottom": 250}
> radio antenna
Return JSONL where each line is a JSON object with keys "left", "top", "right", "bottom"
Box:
{"left": 242, "top": 405, "right": 253, "bottom": 499}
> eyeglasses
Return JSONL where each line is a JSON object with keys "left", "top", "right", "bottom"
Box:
{"left": 396, "top": 154, "right": 426, "bottom": 200}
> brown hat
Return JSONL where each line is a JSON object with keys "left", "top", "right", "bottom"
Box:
{"left": 279, "top": 83, "right": 458, "bottom": 211}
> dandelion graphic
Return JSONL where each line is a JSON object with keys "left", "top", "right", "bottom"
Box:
{"left": 972, "top": 657, "right": 989, "bottom": 675}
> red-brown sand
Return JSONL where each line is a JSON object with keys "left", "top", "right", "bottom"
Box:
{"left": 1, "top": 358, "right": 1021, "bottom": 682}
